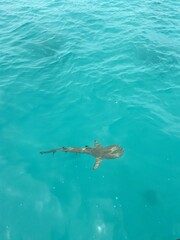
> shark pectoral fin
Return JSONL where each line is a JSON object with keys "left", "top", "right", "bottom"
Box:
{"left": 93, "top": 157, "right": 103, "bottom": 170}
{"left": 94, "top": 140, "right": 102, "bottom": 148}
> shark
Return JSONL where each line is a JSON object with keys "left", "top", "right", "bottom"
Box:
{"left": 40, "top": 140, "right": 124, "bottom": 170}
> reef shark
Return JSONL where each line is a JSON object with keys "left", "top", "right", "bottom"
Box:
{"left": 40, "top": 140, "right": 124, "bottom": 170}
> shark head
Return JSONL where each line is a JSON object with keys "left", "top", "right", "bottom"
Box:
{"left": 84, "top": 142, "right": 124, "bottom": 160}
{"left": 105, "top": 145, "right": 124, "bottom": 158}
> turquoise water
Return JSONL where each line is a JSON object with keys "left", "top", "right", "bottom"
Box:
{"left": 0, "top": 0, "right": 180, "bottom": 239}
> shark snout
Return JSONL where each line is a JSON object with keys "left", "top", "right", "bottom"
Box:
{"left": 111, "top": 146, "right": 124, "bottom": 157}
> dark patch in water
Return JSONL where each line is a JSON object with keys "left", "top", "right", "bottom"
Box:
{"left": 143, "top": 189, "right": 159, "bottom": 206}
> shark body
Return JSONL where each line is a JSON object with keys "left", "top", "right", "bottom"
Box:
{"left": 40, "top": 140, "right": 124, "bottom": 170}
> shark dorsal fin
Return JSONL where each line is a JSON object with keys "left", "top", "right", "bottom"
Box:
{"left": 93, "top": 157, "right": 103, "bottom": 170}
{"left": 94, "top": 140, "right": 102, "bottom": 148}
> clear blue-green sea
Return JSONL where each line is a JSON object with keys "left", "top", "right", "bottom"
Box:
{"left": 0, "top": 0, "right": 180, "bottom": 239}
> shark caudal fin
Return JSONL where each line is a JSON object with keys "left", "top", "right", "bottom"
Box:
{"left": 93, "top": 157, "right": 103, "bottom": 170}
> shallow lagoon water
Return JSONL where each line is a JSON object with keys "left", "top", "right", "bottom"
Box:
{"left": 0, "top": 0, "right": 180, "bottom": 239}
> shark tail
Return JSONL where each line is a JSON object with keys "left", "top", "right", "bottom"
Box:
{"left": 40, "top": 147, "right": 87, "bottom": 155}
{"left": 40, "top": 148, "right": 63, "bottom": 155}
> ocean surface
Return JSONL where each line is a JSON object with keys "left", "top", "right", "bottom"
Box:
{"left": 0, "top": 0, "right": 180, "bottom": 239}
